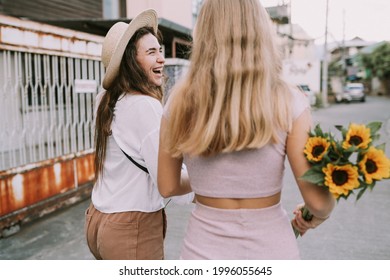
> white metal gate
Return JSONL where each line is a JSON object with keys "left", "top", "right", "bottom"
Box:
{"left": 0, "top": 50, "right": 103, "bottom": 171}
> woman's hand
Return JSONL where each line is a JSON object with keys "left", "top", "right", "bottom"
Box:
{"left": 291, "top": 204, "right": 329, "bottom": 237}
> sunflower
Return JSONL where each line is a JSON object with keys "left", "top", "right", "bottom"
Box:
{"left": 342, "top": 123, "right": 371, "bottom": 150}
{"left": 304, "top": 136, "right": 330, "bottom": 162}
{"left": 358, "top": 147, "right": 390, "bottom": 184}
{"left": 322, "top": 163, "right": 360, "bottom": 199}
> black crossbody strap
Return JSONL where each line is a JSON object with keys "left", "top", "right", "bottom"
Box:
{"left": 120, "top": 149, "right": 149, "bottom": 174}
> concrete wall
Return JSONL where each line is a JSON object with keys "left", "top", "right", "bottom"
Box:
{"left": 283, "top": 59, "right": 321, "bottom": 94}
{"left": 127, "top": 0, "right": 193, "bottom": 29}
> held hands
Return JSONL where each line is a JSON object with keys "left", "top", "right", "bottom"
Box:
{"left": 291, "top": 203, "right": 329, "bottom": 237}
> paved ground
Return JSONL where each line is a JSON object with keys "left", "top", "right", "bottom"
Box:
{"left": 1, "top": 170, "right": 389, "bottom": 260}
{"left": 1, "top": 96, "right": 390, "bottom": 260}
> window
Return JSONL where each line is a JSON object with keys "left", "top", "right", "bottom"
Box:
{"left": 103, "top": 0, "right": 119, "bottom": 19}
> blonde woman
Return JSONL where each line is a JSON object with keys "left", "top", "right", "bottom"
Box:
{"left": 158, "top": 0, "right": 335, "bottom": 259}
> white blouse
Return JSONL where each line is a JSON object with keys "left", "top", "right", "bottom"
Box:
{"left": 92, "top": 92, "right": 193, "bottom": 213}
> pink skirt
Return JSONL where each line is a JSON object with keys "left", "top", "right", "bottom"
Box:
{"left": 180, "top": 202, "right": 300, "bottom": 260}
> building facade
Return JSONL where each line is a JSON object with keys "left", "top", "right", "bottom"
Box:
{"left": 127, "top": 0, "right": 194, "bottom": 29}
{"left": 277, "top": 23, "right": 321, "bottom": 95}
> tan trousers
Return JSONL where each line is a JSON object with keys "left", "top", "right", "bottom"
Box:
{"left": 84, "top": 203, "right": 166, "bottom": 260}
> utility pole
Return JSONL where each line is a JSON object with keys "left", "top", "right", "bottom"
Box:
{"left": 289, "top": 0, "right": 293, "bottom": 56}
{"left": 321, "top": 0, "right": 329, "bottom": 107}
{"left": 342, "top": 9, "right": 346, "bottom": 87}
{"left": 342, "top": 9, "right": 346, "bottom": 60}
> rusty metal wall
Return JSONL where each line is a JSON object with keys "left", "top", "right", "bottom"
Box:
{"left": 0, "top": 15, "right": 103, "bottom": 232}
{"left": 0, "top": 151, "right": 94, "bottom": 217}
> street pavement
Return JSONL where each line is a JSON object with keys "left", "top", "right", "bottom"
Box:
{"left": 1, "top": 96, "right": 390, "bottom": 260}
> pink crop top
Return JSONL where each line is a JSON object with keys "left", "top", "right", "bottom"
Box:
{"left": 165, "top": 89, "right": 309, "bottom": 199}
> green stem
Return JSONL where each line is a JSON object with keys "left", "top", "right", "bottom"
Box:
{"left": 293, "top": 207, "right": 313, "bottom": 238}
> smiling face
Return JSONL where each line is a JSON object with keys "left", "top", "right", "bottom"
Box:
{"left": 136, "top": 33, "right": 165, "bottom": 87}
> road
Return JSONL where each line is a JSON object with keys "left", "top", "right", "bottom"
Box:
{"left": 1, "top": 95, "right": 390, "bottom": 260}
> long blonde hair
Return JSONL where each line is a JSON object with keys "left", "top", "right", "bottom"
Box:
{"left": 165, "top": 0, "right": 292, "bottom": 157}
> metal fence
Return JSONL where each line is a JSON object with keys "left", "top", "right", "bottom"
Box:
{"left": 0, "top": 50, "right": 103, "bottom": 171}
{"left": 0, "top": 54, "right": 189, "bottom": 172}
{"left": 164, "top": 58, "right": 189, "bottom": 102}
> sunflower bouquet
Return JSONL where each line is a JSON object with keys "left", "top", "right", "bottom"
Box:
{"left": 294, "top": 121, "right": 390, "bottom": 238}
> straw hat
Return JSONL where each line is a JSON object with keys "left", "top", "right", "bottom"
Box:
{"left": 101, "top": 9, "right": 158, "bottom": 89}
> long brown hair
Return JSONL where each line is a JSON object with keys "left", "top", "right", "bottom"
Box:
{"left": 164, "top": 0, "right": 292, "bottom": 157}
{"left": 94, "top": 27, "right": 164, "bottom": 181}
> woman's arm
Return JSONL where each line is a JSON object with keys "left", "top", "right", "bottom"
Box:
{"left": 158, "top": 117, "right": 192, "bottom": 198}
{"left": 287, "top": 109, "right": 335, "bottom": 219}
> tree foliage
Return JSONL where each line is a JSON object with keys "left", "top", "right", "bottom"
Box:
{"left": 361, "top": 42, "right": 390, "bottom": 80}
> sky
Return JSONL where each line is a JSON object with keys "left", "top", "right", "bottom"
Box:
{"left": 261, "top": 0, "right": 390, "bottom": 44}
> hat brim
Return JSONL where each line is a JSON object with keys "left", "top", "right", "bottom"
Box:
{"left": 102, "top": 9, "right": 158, "bottom": 89}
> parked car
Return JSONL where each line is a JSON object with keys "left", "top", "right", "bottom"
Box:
{"left": 335, "top": 83, "right": 365, "bottom": 103}
{"left": 297, "top": 84, "right": 316, "bottom": 106}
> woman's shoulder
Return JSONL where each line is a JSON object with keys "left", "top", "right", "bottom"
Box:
{"left": 118, "top": 93, "right": 162, "bottom": 111}
{"left": 120, "top": 92, "right": 161, "bottom": 104}
{"left": 112, "top": 93, "right": 163, "bottom": 138}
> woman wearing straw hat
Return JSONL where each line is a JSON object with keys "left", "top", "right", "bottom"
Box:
{"left": 84, "top": 9, "right": 193, "bottom": 260}
{"left": 157, "top": 0, "right": 335, "bottom": 259}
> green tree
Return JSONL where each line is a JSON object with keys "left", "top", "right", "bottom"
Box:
{"left": 361, "top": 42, "right": 390, "bottom": 94}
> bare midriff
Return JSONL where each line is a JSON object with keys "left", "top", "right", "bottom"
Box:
{"left": 195, "top": 191, "right": 281, "bottom": 209}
